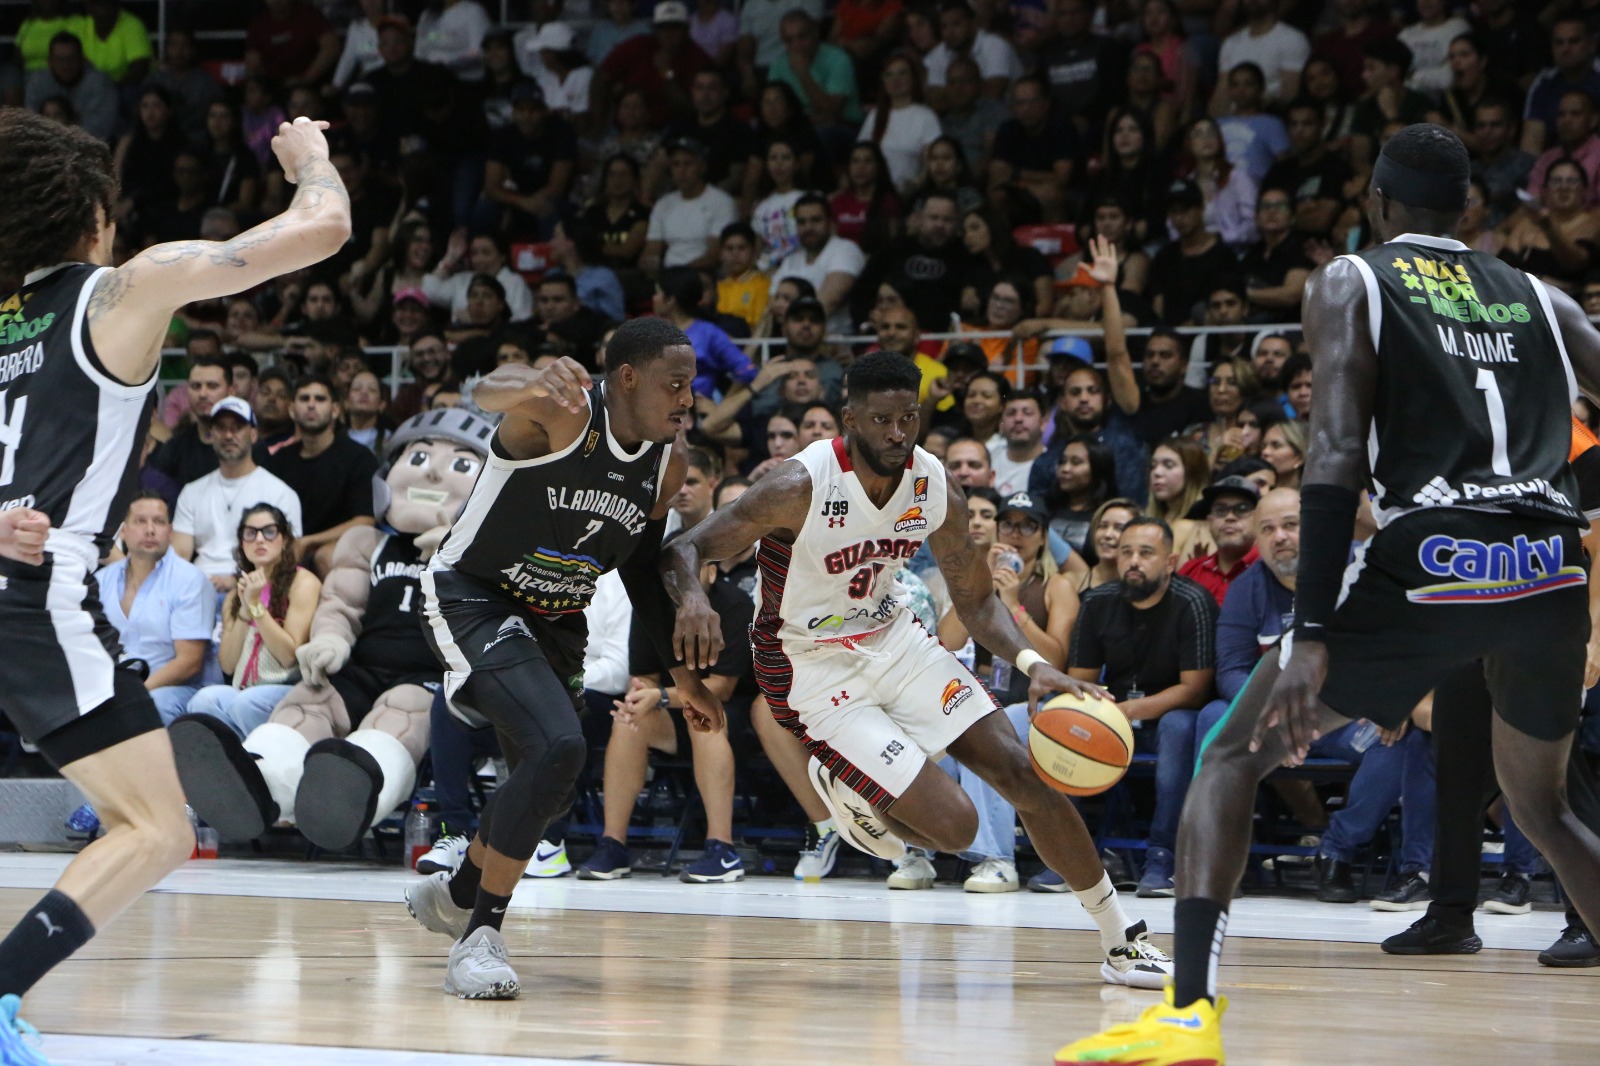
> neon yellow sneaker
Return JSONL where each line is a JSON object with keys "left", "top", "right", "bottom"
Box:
{"left": 1054, "top": 986, "right": 1227, "bottom": 1065}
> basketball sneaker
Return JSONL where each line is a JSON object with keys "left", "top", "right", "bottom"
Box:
{"left": 524, "top": 839, "right": 571, "bottom": 878}
{"left": 1100, "top": 920, "right": 1175, "bottom": 990}
{"left": 576, "top": 836, "right": 633, "bottom": 880}
{"left": 1539, "top": 924, "right": 1600, "bottom": 967}
{"left": 0, "top": 995, "right": 52, "bottom": 1066}
{"left": 416, "top": 832, "right": 469, "bottom": 875}
{"left": 1380, "top": 915, "right": 1482, "bottom": 955}
{"left": 963, "top": 858, "right": 1020, "bottom": 893}
{"left": 1369, "top": 870, "right": 1431, "bottom": 911}
{"left": 887, "top": 848, "right": 936, "bottom": 890}
{"left": 679, "top": 839, "right": 745, "bottom": 883}
{"left": 1028, "top": 869, "right": 1069, "bottom": 893}
{"left": 405, "top": 871, "right": 470, "bottom": 940}
{"left": 807, "top": 756, "right": 905, "bottom": 860}
{"left": 1482, "top": 872, "right": 1532, "bottom": 914}
{"left": 1054, "top": 986, "right": 1226, "bottom": 1066}
{"left": 445, "top": 927, "right": 520, "bottom": 1000}
{"left": 794, "top": 824, "right": 840, "bottom": 881}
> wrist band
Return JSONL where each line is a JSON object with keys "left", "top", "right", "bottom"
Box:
{"left": 658, "top": 687, "right": 670, "bottom": 710}
{"left": 1015, "top": 649, "right": 1047, "bottom": 677}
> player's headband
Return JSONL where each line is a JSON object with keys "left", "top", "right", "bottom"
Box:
{"left": 1372, "top": 152, "right": 1468, "bottom": 214}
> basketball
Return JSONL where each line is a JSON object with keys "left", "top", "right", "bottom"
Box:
{"left": 1028, "top": 692, "right": 1135, "bottom": 797}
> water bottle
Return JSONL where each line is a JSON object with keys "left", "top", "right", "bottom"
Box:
{"left": 992, "top": 657, "right": 1012, "bottom": 693}
{"left": 405, "top": 802, "right": 432, "bottom": 870}
{"left": 186, "top": 804, "right": 200, "bottom": 861}
{"left": 1348, "top": 721, "right": 1381, "bottom": 754}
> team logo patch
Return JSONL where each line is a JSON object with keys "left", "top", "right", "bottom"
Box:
{"left": 894, "top": 506, "right": 928, "bottom": 533}
{"left": 941, "top": 678, "right": 972, "bottom": 715}
{"left": 582, "top": 429, "right": 601, "bottom": 457}
{"left": 1408, "top": 533, "right": 1588, "bottom": 603}
{"left": 483, "top": 614, "right": 533, "bottom": 653}
{"left": 913, "top": 476, "right": 928, "bottom": 502}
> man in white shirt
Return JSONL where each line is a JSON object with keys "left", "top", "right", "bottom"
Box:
{"left": 172, "top": 398, "right": 304, "bottom": 592}
{"left": 923, "top": 0, "right": 1022, "bottom": 108}
{"left": 988, "top": 393, "right": 1046, "bottom": 497}
{"left": 770, "top": 194, "right": 865, "bottom": 333}
{"left": 1213, "top": 0, "right": 1310, "bottom": 109}
{"left": 643, "top": 137, "right": 739, "bottom": 271}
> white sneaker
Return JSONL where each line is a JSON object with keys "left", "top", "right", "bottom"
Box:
{"left": 445, "top": 927, "right": 520, "bottom": 1000}
{"left": 807, "top": 756, "right": 906, "bottom": 860}
{"left": 887, "top": 848, "right": 936, "bottom": 890}
{"left": 963, "top": 858, "right": 1020, "bottom": 893}
{"left": 405, "top": 870, "right": 470, "bottom": 940}
{"left": 523, "top": 839, "right": 571, "bottom": 878}
{"left": 794, "top": 826, "right": 841, "bottom": 882}
{"left": 416, "top": 833, "right": 469, "bottom": 875}
{"left": 1101, "top": 920, "right": 1174, "bottom": 990}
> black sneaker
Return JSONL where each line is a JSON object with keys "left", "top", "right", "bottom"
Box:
{"left": 1315, "top": 856, "right": 1359, "bottom": 904}
{"left": 1381, "top": 915, "right": 1483, "bottom": 955}
{"left": 1538, "top": 925, "right": 1600, "bottom": 967}
{"left": 1369, "top": 871, "right": 1431, "bottom": 911}
{"left": 1481, "top": 872, "right": 1532, "bottom": 915}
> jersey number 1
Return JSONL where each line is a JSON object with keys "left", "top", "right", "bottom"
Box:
{"left": 0, "top": 389, "right": 26, "bottom": 488}
{"left": 1475, "top": 368, "right": 1512, "bottom": 477}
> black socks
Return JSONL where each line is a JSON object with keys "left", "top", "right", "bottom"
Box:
{"left": 466, "top": 888, "right": 513, "bottom": 937}
{"left": 0, "top": 890, "right": 96, "bottom": 997}
{"left": 448, "top": 853, "right": 483, "bottom": 910}
{"left": 1172, "top": 897, "right": 1229, "bottom": 1008}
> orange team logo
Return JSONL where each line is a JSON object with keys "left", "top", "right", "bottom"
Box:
{"left": 894, "top": 506, "right": 928, "bottom": 533}
{"left": 913, "top": 476, "right": 928, "bottom": 502}
{"left": 941, "top": 679, "right": 972, "bottom": 715}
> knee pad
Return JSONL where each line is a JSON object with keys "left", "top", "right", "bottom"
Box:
{"left": 484, "top": 729, "right": 588, "bottom": 862}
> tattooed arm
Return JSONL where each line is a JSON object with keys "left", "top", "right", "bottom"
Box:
{"left": 929, "top": 480, "right": 1108, "bottom": 713}
{"left": 88, "top": 118, "right": 353, "bottom": 386}
{"left": 663, "top": 460, "right": 812, "bottom": 668}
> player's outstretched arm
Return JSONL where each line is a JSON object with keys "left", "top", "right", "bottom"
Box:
{"left": 472, "top": 358, "right": 594, "bottom": 459}
{"left": 1257, "top": 257, "right": 1379, "bottom": 761}
{"left": 88, "top": 118, "right": 352, "bottom": 384}
{"left": 929, "top": 483, "right": 1106, "bottom": 714}
{"left": 663, "top": 460, "right": 811, "bottom": 668}
{"left": 1542, "top": 280, "right": 1600, "bottom": 406}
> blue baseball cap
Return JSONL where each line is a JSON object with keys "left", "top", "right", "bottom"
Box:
{"left": 1046, "top": 336, "right": 1093, "bottom": 362}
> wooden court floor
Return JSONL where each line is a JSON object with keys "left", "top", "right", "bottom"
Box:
{"left": 5, "top": 886, "right": 1598, "bottom": 1065}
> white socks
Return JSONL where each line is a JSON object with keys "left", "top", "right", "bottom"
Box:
{"left": 1074, "top": 872, "right": 1133, "bottom": 953}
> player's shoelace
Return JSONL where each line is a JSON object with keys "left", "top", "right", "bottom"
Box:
{"left": 1128, "top": 937, "right": 1173, "bottom": 963}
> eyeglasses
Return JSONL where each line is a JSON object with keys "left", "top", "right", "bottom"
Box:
{"left": 999, "top": 518, "right": 1041, "bottom": 536}
{"left": 241, "top": 525, "right": 280, "bottom": 542}
{"left": 1208, "top": 503, "right": 1253, "bottom": 518}
{"left": 1208, "top": 375, "right": 1237, "bottom": 387}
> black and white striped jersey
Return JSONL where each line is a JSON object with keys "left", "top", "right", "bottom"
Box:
{"left": 0, "top": 263, "right": 155, "bottom": 566}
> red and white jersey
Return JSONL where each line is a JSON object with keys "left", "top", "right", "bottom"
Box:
{"left": 753, "top": 437, "right": 949, "bottom": 652}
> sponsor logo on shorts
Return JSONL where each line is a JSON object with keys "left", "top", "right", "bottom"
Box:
{"left": 894, "top": 506, "right": 928, "bottom": 533}
{"left": 1409, "top": 532, "right": 1588, "bottom": 603}
{"left": 941, "top": 678, "right": 972, "bottom": 715}
{"left": 1413, "top": 474, "right": 1575, "bottom": 511}
{"left": 483, "top": 614, "right": 533, "bottom": 652}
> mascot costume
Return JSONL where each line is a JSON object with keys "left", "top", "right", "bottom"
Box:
{"left": 172, "top": 408, "right": 495, "bottom": 849}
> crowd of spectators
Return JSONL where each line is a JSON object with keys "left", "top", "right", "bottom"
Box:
{"left": 6, "top": 0, "right": 1600, "bottom": 902}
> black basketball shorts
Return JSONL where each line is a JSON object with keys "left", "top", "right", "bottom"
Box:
{"left": 0, "top": 552, "right": 161, "bottom": 766}
{"left": 1314, "top": 509, "right": 1589, "bottom": 741}
{"left": 418, "top": 568, "right": 587, "bottom": 731}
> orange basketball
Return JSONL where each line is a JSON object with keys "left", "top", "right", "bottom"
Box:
{"left": 1028, "top": 692, "right": 1134, "bottom": 796}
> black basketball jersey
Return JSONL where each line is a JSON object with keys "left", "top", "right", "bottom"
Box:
{"left": 1349, "top": 234, "right": 1584, "bottom": 529}
{"left": 430, "top": 381, "right": 670, "bottom": 615}
{"left": 0, "top": 264, "right": 154, "bottom": 562}
{"left": 350, "top": 532, "right": 430, "bottom": 669}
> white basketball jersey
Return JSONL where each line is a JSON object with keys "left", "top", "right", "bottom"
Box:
{"left": 753, "top": 437, "right": 949, "bottom": 651}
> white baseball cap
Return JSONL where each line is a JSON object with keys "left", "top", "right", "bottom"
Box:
{"left": 208, "top": 396, "right": 256, "bottom": 426}
{"left": 531, "top": 22, "right": 575, "bottom": 51}
{"left": 653, "top": 1, "right": 690, "bottom": 24}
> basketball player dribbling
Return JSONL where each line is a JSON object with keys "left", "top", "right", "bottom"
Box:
{"left": 403, "top": 318, "right": 726, "bottom": 999}
{"left": 1059, "top": 124, "right": 1600, "bottom": 1065}
{"left": 665, "top": 352, "right": 1176, "bottom": 988}
{"left": 0, "top": 111, "right": 350, "bottom": 1063}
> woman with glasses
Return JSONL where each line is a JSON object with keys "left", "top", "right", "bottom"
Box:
{"left": 182, "top": 505, "right": 321, "bottom": 739}
{"left": 1499, "top": 158, "right": 1599, "bottom": 297}
{"left": 934, "top": 490, "right": 1082, "bottom": 891}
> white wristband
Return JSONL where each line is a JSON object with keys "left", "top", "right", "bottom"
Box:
{"left": 1015, "top": 650, "right": 1047, "bottom": 677}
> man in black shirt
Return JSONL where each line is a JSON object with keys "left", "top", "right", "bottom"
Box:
{"left": 854, "top": 191, "right": 971, "bottom": 332}
{"left": 146, "top": 354, "right": 233, "bottom": 490}
{"left": 1035, "top": 0, "right": 1125, "bottom": 136}
{"left": 483, "top": 83, "right": 577, "bottom": 241}
{"left": 988, "top": 75, "right": 1083, "bottom": 224}
{"left": 260, "top": 374, "right": 379, "bottom": 575}
{"left": 1262, "top": 100, "right": 1354, "bottom": 237}
{"left": 1109, "top": 327, "right": 1214, "bottom": 447}
{"left": 1239, "top": 189, "right": 1314, "bottom": 322}
{"left": 365, "top": 16, "right": 458, "bottom": 154}
{"left": 1148, "top": 180, "right": 1240, "bottom": 326}
{"left": 1068, "top": 517, "right": 1217, "bottom": 897}
{"left": 538, "top": 274, "right": 613, "bottom": 370}
{"left": 650, "top": 69, "right": 752, "bottom": 196}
